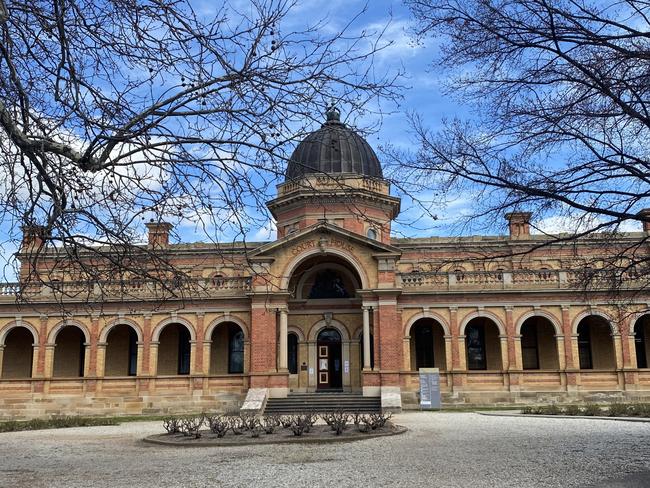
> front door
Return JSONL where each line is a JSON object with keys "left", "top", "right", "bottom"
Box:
{"left": 317, "top": 328, "right": 342, "bottom": 390}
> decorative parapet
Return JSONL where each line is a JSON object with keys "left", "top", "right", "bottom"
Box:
{"left": 277, "top": 174, "right": 390, "bottom": 197}
{"left": 0, "top": 276, "right": 253, "bottom": 302}
{"left": 398, "top": 269, "right": 646, "bottom": 292}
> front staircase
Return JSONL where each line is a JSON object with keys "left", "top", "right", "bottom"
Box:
{"left": 263, "top": 392, "right": 381, "bottom": 415}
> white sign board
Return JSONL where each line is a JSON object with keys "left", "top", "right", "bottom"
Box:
{"left": 419, "top": 368, "right": 441, "bottom": 409}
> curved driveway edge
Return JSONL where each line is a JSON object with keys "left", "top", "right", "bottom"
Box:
{"left": 477, "top": 411, "right": 650, "bottom": 423}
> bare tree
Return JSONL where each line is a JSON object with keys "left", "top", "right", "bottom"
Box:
{"left": 385, "top": 0, "right": 650, "bottom": 290}
{"left": 0, "top": 0, "right": 401, "bottom": 300}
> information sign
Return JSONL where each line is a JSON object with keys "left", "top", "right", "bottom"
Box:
{"left": 419, "top": 368, "right": 441, "bottom": 409}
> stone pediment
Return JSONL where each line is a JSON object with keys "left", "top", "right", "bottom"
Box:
{"left": 249, "top": 221, "right": 401, "bottom": 261}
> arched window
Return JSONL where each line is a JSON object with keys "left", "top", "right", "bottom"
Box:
{"left": 53, "top": 326, "right": 86, "bottom": 377}
{"left": 178, "top": 326, "right": 191, "bottom": 375}
{"left": 634, "top": 316, "right": 649, "bottom": 368}
{"left": 317, "top": 328, "right": 341, "bottom": 342}
{"left": 521, "top": 322, "right": 539, "bottom": 370}
{"left": 308, "top": 270, "right": 350, "bottom": 299}
{"left": 466, "top": 322, "right": 486, "bottom": 370}
{"left": 157, "top": 323, "right": 191, "bottom": 376}
{"left": 229, "top": 328, "right": 244, "bottom": 374}
{"left": 288, "top": 333, "right": 299, "bottom": 374}
{"left": 367, "top": 228, "right": 377, "bottom": 240}
{"left": 105, "top": 324, "right": 138, "bottom": 377}
{"left": 577, "top": 322, "right": 593, "bottom": 369}
{"left": 128, "top": 328, "right": 138, "bottom": 376}
{"left": 1, "top": 327, "right": 34, "bottom": 378}
{"left": 519, "top": 317, "right": 559, "bottom": 370}
{"left": 414, "top": 324, "right": 434, "bottom": 369}
{"left": 577, "top": 316, "right": 616, "bottom": 370}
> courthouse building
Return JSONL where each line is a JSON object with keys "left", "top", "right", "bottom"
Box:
{"left": 1, "top": 108, "right": 650, "bottom": 418}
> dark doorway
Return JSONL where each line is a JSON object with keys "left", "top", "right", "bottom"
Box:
{"left": 317, "top": 328, "right": 342, "bottom": 390}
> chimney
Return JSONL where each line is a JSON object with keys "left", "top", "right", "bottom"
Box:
{"left": 504, "top": 212, "right": 532, "bottom": 238}
{"left": 21, "top": 225, "right": 46, "bottom": 252}
{"left": 145, "top": 221, "right": 173, "bottom": 247}
{"left": 639, "top": 209, "right": 650, "bottom": 233}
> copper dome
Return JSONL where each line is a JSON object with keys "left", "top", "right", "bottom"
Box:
{"left": 285, "top": 108, "right": 383, "bottom": 180}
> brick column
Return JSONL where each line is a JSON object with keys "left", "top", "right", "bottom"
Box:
{"left": 88, "top": 314, "right": 100, "bottom": 376}
{"left": 619, "top": 319, "right": 633, "bottom": 367}
{"left": 36, "top": 315, "right": 48, "bottom": 377}
{"left": 141, "top": 313, "right": 152, "bottom": 375}
{"left": 561, "top": 305, "right": 576, "bottom": 368}
{"left": 444, "top": 335, "right": 453, "bottom": 371}
{"left": 450, "top": 307, "right": 461, "bottom": 369}
{"left": 505, "top": 307, "right": 517, "bottom": 369}
{"left": 375, "top": 293, "right": 402, "bottom": 389}
{"left": 192, "top": 312, "right": 205, "bottom": 374}
{"left": 250, "top": 298, "right": 278, "bottom": 387}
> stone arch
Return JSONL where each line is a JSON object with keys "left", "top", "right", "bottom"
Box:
{"left": 51, "top": 321, "right": 88, "bottom": 378}
{"left": 404, "top": 311, "right": 451, "bottom": 337}
{"left": 408, "top": 316, "right": 448, "bottom": 371}
{"left": 515, "top": 310, "right": 562, "bottom": 336}
{"left": 1, "top": 321, "right": 37, "bottom": 379}
{"left": 627, "top": 312, "right": 650, "bottom": 337}
{"left": 99, "top": 318, "right": 143, "bottom": 343}
{"left": 287, "top": 326, "right": 305, "bottom": 342}
{"left": 631, "top": 313, "right": 650, "bottom": 368}
{"left": 459, "top": 311, "right": 506, "bottom": 336}
{"left": 574, "top": 311, "right": 617, "bottom": 370}
{"left": 204, "top": 315, "right": 249, "bottom": 342}
{"left": 0, "top": 320, "right": 38, "bottom": 345}
{"left": 307, "top": 318, "right": 351, "bottom": 341}
{"left": 208, "top": 320, "right": 245, "bottom": 375}
{"left": 280, "top": 248, "right": 370, "bottom": 291}
{"left": 571, "top": 309, "right": 618, "bottom": 335}
{"left": 152, "top": 316, "right": 196, "bottom": 342}
{"left": 48, "top": 319, "right": 91, "bottom": 344}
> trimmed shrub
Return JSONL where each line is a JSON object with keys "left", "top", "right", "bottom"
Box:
{"left": 562, "top": 405, "right": 582, "bottom": 416}
{"left": 607, "top": 403, "right": 629, "bottom": 417}
{"left": 581, "top": 404, "right": 602, "bottom": 416}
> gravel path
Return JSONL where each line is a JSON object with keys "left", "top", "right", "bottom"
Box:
{"left": 1, "top": 412, "right": 649, "bottom": 487}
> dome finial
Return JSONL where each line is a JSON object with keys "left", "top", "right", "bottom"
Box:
{"left": 325, "top": 102, "right": 340, "bottom": 123}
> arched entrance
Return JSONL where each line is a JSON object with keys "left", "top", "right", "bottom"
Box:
{"left": 317, "top": 328, "right": 342, "bottom": 390}
{"left": 287, "top": 253, "right": 364, "bottom": 392}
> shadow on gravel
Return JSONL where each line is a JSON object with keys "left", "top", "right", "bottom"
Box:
{"left": 586, "top": 471, "right": 650, "bottom": 487}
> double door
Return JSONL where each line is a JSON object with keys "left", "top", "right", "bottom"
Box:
{"left": 317, "top": 341, "right": 342, "bottom": 390}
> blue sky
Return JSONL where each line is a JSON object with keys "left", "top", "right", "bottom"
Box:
{"left": 183, "top": 0, "right": 471, "bottom": 243}
{"left": 4, "top": 0, "right": 641, "bottom": 281}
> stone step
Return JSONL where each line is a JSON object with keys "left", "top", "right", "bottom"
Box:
{"left": 264, "top": 393, "right": 381, "bottom": 414}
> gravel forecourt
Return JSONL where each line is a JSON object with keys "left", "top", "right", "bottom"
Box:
{"left": 1, "top": 412, "right": 649, "bottom": 488}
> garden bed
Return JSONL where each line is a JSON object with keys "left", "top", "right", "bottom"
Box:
{"left": 144, "top": 412, "right": 407, "bottom": 447}
{"left": 521, "top": 402, "right": 650, "bottom": 418}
